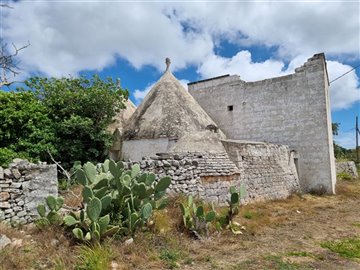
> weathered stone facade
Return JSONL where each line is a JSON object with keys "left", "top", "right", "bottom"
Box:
{"left": 336, "top": 161, "right": 358, "bottom": 178}
{"left": 189, "top": 53, "right": 336, "bottom": 194}
{"left": 0, "top": 159, "right": 58, "bottom": 224}
{"left": 123, "top": 141, "right": 300, "bottom": 204}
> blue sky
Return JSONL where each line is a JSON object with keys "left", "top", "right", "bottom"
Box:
{"left": 1, "top": 1, "right": 359, "bottom": 148}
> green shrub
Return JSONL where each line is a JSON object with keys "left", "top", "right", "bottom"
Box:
{"left": 0, "top": 148, "right": 28, "bottom": 167}
{"left": 1, "top": 75, "right": 127, "bottom": 170}
{"left": 21, "top": 75, "right": 128, "bottom": 169}
{"left": 160, "top": 248, "right": 181, "bottom": 269}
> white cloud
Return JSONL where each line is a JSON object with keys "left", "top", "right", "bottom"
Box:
{"left": 327, "top": 61, "right": 360, "bottom": 110}
{"left": 198, "top": 50, "right": 286, "bottom": 81}
{"left": 170, "top": 2, "right": 359, "bottom": 59}
{"left": 2, "top": 2, "right": 213, "bottom": 78}
{"left": 2, "top": 2, "right": 359, "bottom": 78}
{"left": 133, "top": 83, "right": 154, "bottom": 105}
{"left": 1, "top": 1, "right": 359, "bottom": 111}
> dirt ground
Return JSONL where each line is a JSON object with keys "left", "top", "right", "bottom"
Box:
{"left": 181, "top": 180, "right": 360, "bottom": 270}
{"left": 1, "top": 179, "right": 360, "bottom": 270}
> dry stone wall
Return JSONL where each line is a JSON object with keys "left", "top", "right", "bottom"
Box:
{"left": 336, "top": 161, "right": 358, "bottom": 178}
{"left": 222, "top": 140, "right": 300, "bottom": 201}
{"left": 0, "top": 159, "right": 58, "bottom": 224}
{"left": 124, "top": 146, "right": 300, "bottom": 204}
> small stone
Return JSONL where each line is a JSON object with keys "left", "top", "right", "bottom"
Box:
{"left": 10, "top": 182, "right": 22, "bottom": 188}
{"left": 0, "top": 235, "right": 11, "bottom": 250}
{"left": 17, "top": 211, "right": 26, "bottom": 217}
{"left": 17, "top": 201, "right": 25, "bottom": 206}
{"left": 0, "top": 202, "right": 10, "bottom": 209}
{"left": 10, "top": 238, "right": 23, "bottom": 248}
{"left": 0, "top": 192, "right": 10, "bottom": 202}
{"left": 124, "top": 238, "right": 134, "bottom": 245}
{"left": 163, "top": 160, "right": 171, "bottom": 167}
{"left": 111, "top": 261, "right": 119, "bottom": 270}
{"left": 4, "top": 169, "right": 12, "bottom": 178}
{"left": 0, "top": 167, "right": 3, "bottom": 179}
{"left": 50, "top": 239, "right": 59, "bottom": 247}
{"left": 11, "top": 169, "right": 21, "bottom": 180}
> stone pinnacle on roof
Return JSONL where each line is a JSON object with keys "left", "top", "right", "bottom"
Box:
{"left": 165, "top": 57, "right": 171, "bottom": 72}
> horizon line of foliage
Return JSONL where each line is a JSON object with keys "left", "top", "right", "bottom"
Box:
{"left": 0, "top": 75, "right": 128, "bottom": 168}
{"left": 332, "top": 122, "right": 358, "bottom": 161}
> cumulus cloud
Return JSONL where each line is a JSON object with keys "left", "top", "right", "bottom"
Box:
{"left": 2, "top": 1, "right": 359, "bottom": 78}
{"left": 1, "top": 1, "right": 359, "bottom": 111}
{"left": 2, "top": 2, "right": 212, "bottom": 78}
{"left": 133, "top": 83, "right": 154, "bottom": 105}
{"left": 327, "top": 61, "right": 360, "bottom": 110}
{"left": 170, "top": 2, "right": 359, "bottom": 59}
{"left": 198, "top": 50, "right": 286, "bottom": 81}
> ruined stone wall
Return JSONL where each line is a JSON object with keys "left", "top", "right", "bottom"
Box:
{"left": 188, "top": 53, "right": 336, "bottom": 194}
{"left": 124, "top": 147, "right": 300, "bottom": 204}
{"left": 222, "top": 140, "right": 300, "bottom": 201}
{"left": 336, "top": 161, "right": 359, "bottom": 178}
{"left": 0, "top": 159, "right": 58, "bottom": 224}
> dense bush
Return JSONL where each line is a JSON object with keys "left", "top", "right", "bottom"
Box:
{"left": 0, "top": 91, "right": 55, "bottom": 166}
{"left": 0, "top": 75, "right": 127, "bottom": 168}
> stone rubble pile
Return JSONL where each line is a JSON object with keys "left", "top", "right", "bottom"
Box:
{"left": 336, "top": 161, "right": 358, "bottom": 178}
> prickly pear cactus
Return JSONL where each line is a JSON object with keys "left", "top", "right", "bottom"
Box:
{"left": 64, "top": 159, "right": 172, "bottom": 242}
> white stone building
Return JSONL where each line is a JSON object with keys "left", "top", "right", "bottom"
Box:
{"left": 110, "top": 53, "right": 336, "bottom": 202}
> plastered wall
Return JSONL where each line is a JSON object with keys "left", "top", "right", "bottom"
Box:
{"left": 189, "top": 54, "right": 336, "bottom": 193}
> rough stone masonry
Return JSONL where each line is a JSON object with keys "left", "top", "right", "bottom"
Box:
{"left": 124, "top": 140, "right": 300, "bottom": 205}
{"left": 0, "top": 159, "right": 57, "bottom": 224}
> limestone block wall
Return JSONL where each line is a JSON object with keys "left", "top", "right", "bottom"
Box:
{"left": 189, "top": 53, "right": 336, "bottom": 194}
{"left": 123, "top": 148, "right": 300, "bottom": 204}
{"left": 336, "top": 161, "right": 359, "bottom": 178}
{"left": 0, "top": 159, "right": 58, "bottom": 224}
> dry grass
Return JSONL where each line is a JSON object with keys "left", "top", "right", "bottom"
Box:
{"left": 1, "top": 178, "right": 360, "bottom": 269}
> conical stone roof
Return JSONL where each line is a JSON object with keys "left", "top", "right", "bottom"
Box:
{"left": 107, "top": 99, "right": 137, "bottom": 134}
{"left": 123, "top": 60, "right": 223, "bottom": 141}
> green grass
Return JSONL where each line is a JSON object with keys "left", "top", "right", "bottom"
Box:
{"left": 75, "top": 244, "right": 113, "bottom": 270}
{"left": 337, "top": 172, "right": 354, "bottom": 181}
{"left": 321, "top": 238, "right": 360, "bottom": 258}
{"left": 264, "top": 255, "right": 301, "bottom": 270}
{"left": 286, "top": 251, "right": 313, "bottom": 257}
{"left": 160, "top": 248, "right": 181, "bottom": 269}
{"left": 242, "top": 210, "right": 262, "bottom": 220}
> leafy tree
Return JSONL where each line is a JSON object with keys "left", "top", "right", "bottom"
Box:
{"left": 22, "top": 75, "right": 128, "bottom": 168}
{"left": 332, "top": 122, "right": 339, "bottom": 136}
{"left": 1, "top": 75, "right": 127, "bottom": 168}
{"left": 0, "top": 91, "right": 55, "bottom": 166}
